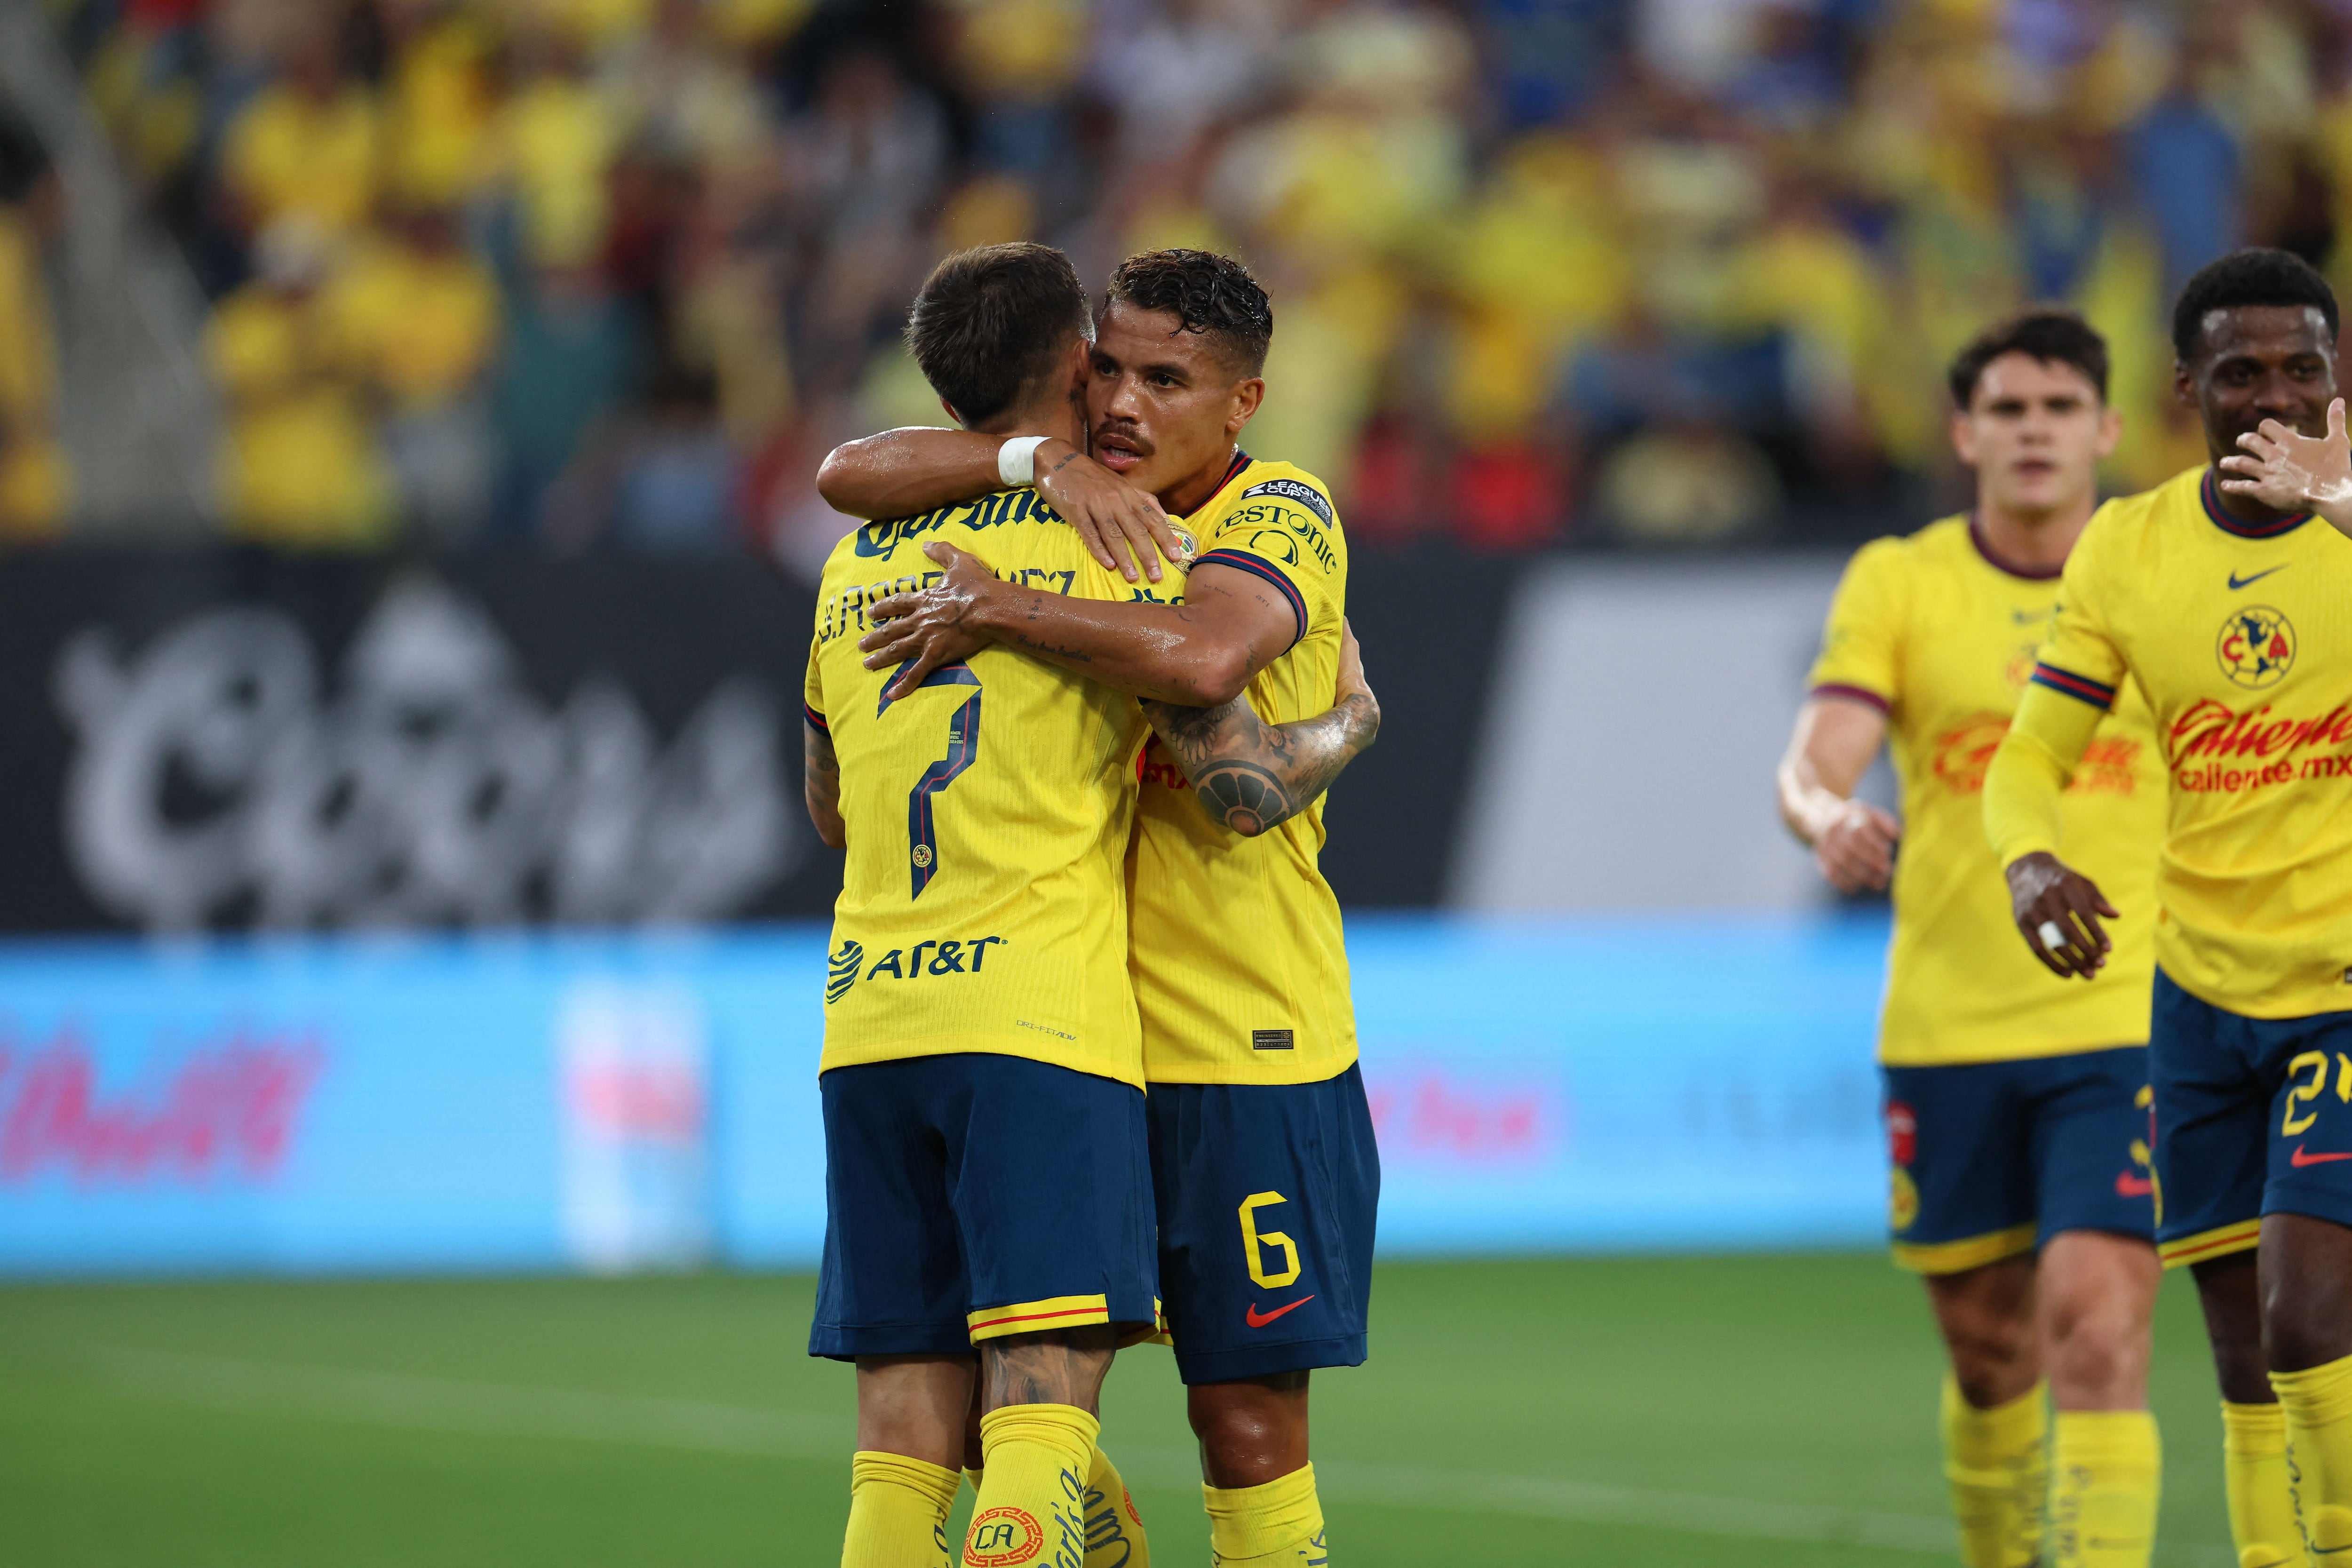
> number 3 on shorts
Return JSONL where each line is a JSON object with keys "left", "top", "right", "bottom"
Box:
{"left": 1240, "top": 1191, "right": 1301, "bottom": 1288}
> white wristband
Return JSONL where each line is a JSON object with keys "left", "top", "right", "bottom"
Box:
{"left": 997, "top": 436, "right": 1049, "bottom": 488}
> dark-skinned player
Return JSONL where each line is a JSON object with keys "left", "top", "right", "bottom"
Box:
{"left": 824, "top": 249, "right": 1373, "bottom": 1568}
{"left": 1986, "top": 247, "right": 2352, "bottom": 1568}
{"left": 1780, "top": 310, "right": 2165, "bottom": 1568}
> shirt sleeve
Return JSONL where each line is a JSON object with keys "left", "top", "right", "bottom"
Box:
{"left": 1982, "top": 536, "right": 2124, "bottom": 864}
{"left": 1805, "top": 539, "right": 1904, "bottom": 713}
{"left": 1194, "top": 476, "right": 1344, "bottom": 651}
{"left": 802, "top": 633, "right": 827, "bottom": 733}
{"left": 2024, "top": 533, "right": 2129, "bottom": 713}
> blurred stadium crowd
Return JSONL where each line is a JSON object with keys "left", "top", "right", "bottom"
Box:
{"left": 2, "top": 0, "right": 2351, "bottom": 563}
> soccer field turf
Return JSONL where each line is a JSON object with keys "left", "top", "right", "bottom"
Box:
{"left": 2, "top": 1254, "right": 2235, "bottom": 1566}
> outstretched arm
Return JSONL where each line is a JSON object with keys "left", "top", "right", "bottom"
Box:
{"left": 803, "top": 722, "right": 844, "bottom": 849}
{"left": 2217, "top": 397, "right": 2352, "bottom": 541}
{"left": 858, "top": 541, "right": 1296, "bottom": 708}
{"left": 815, "top": 428, "right": 1187, "bottom": 581}
{"left": 1145, "top": 620, "right": 1380, "bottom": 837}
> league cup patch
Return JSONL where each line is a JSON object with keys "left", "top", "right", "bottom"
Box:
{"left": 1240, "top": 478, "right": 1334, "bottom": 527}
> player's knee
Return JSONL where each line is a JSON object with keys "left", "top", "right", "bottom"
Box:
{"left": 1942, "top": 1312, "right": 2037, "bottom": 1405}
{"left": 2047, "top": 1309, "right": 2140, "bottom": 1403}
{"left": 2264, "top": 1295, "right": 2352, "bottom": 1373}
{"left": 1187, "top": 1376, "right": 1309, "bottom": 1487}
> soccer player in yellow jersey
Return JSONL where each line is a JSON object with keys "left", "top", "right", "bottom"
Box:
{"left": 827, "top": 249, "right": 1374, "bottom": 1568}
{"left": 803, "top": 243, "right": 1160, "bottom": 1568}
{"left": 1780, "top": 310, "right": 2167, "bottom": 1568}
{"left": 1987, "top": 247, "right": 2352, "bottom": 1568}
{"left": 808, "top": 243, "right": 1378, "bottom": 1568}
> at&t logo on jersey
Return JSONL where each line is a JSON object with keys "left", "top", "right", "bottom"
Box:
{"left": 845, "top": 934, "right": 1008, "bottom": 984}
{"left": 2217, "top": 606, "right": 2296, "bottom": 688}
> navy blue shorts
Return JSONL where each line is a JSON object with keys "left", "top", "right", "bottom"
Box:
{"left": 1881, "top": 1046, "right": 2154, "bottom": 1274}
{"left": 2151, "top": 969, "right": 2352, "bottom": 1270}
{"left": 1146, "top": 1064, "right": 1380, "bottom": 1385}
{"left": 809, "top": 1053, "right": 1158, "bottom": 1361}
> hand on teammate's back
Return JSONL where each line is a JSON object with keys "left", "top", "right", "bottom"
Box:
{"left": 858, "top": 541, "right": 996, "bottom": 699}
{"left": 1814, "top": 799, "right": 1899, "bottom": 893}
{"left": 2218, "top": 397, "right": 2352, "bottom": 539}
{"left": 2005, "top": 850, "right": 2118, "bottom": 980}
{"left": 1033, "top": 439, "right": 1188, "bottom": 583}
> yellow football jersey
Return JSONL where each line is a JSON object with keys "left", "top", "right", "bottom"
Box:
{"left": 1995, "top": 464, "right": 2352, "bottom": 1019}
{"left": 1809, "top": 515, "right": 2166, "bottom": 1066}
{"left": 805, "top": 490, "right": 1153, "bottom": 1086}
{"left": 1128, "top": 454, "right": 1358, "bottom": 1085}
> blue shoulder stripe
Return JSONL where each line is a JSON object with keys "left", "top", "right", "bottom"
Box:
{"left": 1194, "top": 549, "right": 1308, "bottom": 648}
{"left": 2029, "top": 663, "right": 2117, "bottom": 710}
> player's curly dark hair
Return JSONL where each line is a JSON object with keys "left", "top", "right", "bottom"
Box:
{"left": 1103, "top": 249, "right": 1273, "bottom": 376}
{"left": 1947, "top": 309, "right": 2109, "bottom": 408}
{"left": 2171, "top": 248, "right": 2341, "bottom": 363}
{"left": 905, "top": 242, "right": 1091, "bottom": 427}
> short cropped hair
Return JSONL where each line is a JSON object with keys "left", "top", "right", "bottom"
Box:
{"left": 904, "top": 242, "right": 1091, "bottom": 426}
{"left": 1103, "top": 248, "right": 1273, "bottom": 375}
{"left": 1947, "top": 308, "right": 2110, "bottom": 407}
{"left": 2171, "top": 247, "right": 2341, "bottom": 363}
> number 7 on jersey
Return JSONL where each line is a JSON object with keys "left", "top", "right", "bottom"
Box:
{"left": 884, "top": 662, "right": 983, "bottom": 898}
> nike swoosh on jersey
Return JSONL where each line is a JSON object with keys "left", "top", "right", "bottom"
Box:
{"left": 2229, "top": 566, "right": 2288, "bottom": 590}
{"left": 1244, "top": 1295, "right": 1317, "bottom": 1328}
{"left": 2292, "top": 1146, "right": 2352, "bottom": 1167}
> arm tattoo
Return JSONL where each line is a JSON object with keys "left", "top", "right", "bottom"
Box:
{"left": 1143, "top": 691, "right": 1378, "bottom": 836}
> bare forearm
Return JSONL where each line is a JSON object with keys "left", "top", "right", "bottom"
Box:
{"left": 1144, "top": 692, "right": 1378, "bottom": 836}
{"left": 815, "top": 428, "right": 1007, "bottom": 520}
{"left": 973, "top": 585, "right": 1250, "bottom": 705}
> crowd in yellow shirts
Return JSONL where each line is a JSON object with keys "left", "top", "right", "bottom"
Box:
{"left": 32, "top": 0, "right": 2352, "bottom": 555}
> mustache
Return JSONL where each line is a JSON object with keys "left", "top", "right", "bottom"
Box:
{"left": 1091, "top": 419, "right": 1151, "bottom": 451}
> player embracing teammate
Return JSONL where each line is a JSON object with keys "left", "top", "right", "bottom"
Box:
{"left": 810, "top": 242, "right": 1381, "bottom": 1567}
{"left": 1988, "top": 247, "right": 2352, "bottom": 1568}
{"left": 1781, "top": 310, "right": 2168, "bottom": 1568}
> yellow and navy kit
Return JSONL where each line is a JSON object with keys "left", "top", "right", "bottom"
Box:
{"left": 805, "top": 489, "right": 1153, "bottom": 1087}
{"left": 1808, "top": 514, "right": 2166, "bottom": 1067}
{"left": 1991, "top": 464, "right": 2352, "bottom": 1019}
{"left": 1128, "top": 453, "right": 1358, "bottom": 1086}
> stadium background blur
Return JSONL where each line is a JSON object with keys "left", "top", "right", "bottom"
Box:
{"left": 0, "top": 0, "right": 2328, "bottom": 1563}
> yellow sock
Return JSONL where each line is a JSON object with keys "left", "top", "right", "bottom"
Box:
{"left": 1084, "top": 1447, "right": 1151, "bottom": 1568}
{"left": 2221, "top": 1401, "right": 2307, "bottom": 1568}
{"left": 2273, "top": 1354, "right": 2352, "bottom": 1558}
{"left": 2049, "top": 1410, "right": 2160, "bottom": 1568}
{"left": 843, "top": 1450, "right": 961, "bottom": 1568}
{"left": 1941, "top": 1376, "right": 2049, "bottom": 1568}
{"left": 1202, "top": 1462, "right": 1326, "bottom": 1567}
{"left": 964, "top": 1405, "right": 1098, "bottom": 1568}
{"left": 969, "top": 1449, "right": 1150, "bottom": 1568}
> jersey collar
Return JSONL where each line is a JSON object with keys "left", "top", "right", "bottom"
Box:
{"left": 1175, "top": 449, "right": 1253, "bottom": 523}
{"left": 1968, "top": 514, "right": 2064, "bottom": 581}
{"left": 2201, "top": 466, "right": 2311, "bottom": 539}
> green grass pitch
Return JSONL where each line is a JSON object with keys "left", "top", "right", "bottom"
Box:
{"left": 0, "top": 1254, "right": 2235, "bottom": 1566}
